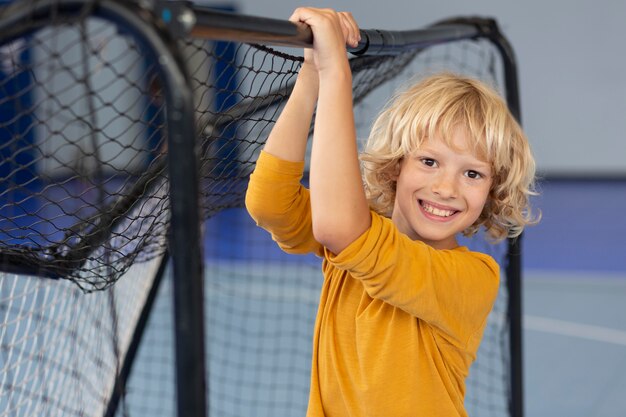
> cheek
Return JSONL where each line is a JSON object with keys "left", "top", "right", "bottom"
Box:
{"left": 469, "top": 185, "right": 491, "bottom": 210}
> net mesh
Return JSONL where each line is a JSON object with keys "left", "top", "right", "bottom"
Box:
{"left": 0, "top": 256, "right": 165, "bottom": 417}
{"left": 0, "top": 13, "right": 170, "bottom": 291}
{"left": 0, "top": 2, "right": 515, "bottom": 417}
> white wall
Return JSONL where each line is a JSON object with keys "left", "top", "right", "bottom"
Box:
{"left": 226, "top": 0, "right": 626, "bottom": 177}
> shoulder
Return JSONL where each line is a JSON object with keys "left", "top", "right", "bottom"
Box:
{"left": 451, "top": 246, "right": 499, "bottom": 273}
{"left": 252, "top": 150, "right": 306, "bottom": 177}
{"left": 373, "top": 212, "right": 499, "bottom": 272}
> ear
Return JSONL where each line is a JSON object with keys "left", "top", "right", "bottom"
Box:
{"left": 388, "top": 159, "right": 402, "bottom": 181}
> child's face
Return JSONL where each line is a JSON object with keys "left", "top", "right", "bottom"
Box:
{"left": 391, "top": 127, "right": 492, "bottom": 249}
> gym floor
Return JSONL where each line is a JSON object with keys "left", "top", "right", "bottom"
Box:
{"left": 522, "top": 179, "right": 626, "bottom": 417}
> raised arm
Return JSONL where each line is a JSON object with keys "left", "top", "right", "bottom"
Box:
{"left": 289, "top": 8, "right": 371, "bottom": 254}
{"left": 244, "top": 26, "right": 325, "bottom": 254}
{"left": 262, "top": 42, "right": 319, "bottom": 162}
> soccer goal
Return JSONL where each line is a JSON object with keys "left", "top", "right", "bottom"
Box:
{"left": 0, "top": 1, "right": 523, "bottom": 417}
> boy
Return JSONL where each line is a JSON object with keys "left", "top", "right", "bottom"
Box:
{"left": 246, "top": 7, "right": 537, "bottom": 416}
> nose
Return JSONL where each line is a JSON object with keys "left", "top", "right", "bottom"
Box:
{"left": 432, "top": 172, "right": 458, "bottom": 199}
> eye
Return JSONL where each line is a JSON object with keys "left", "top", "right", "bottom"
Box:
{"left": 465, "top": 170, "right": 483, "bottom": 179}
{"left": 420, "top": 158, "right": 437, "bottom": 168}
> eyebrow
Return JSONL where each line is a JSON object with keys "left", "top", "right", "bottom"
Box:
{"left": 413, "top": 148, "right": 492, "bottom": 170}
{"left": 414, "top": 146, "right": 489, "bottom": 161}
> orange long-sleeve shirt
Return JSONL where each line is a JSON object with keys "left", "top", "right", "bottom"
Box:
{"left": 245, "top": 151, "right": 500, "bottom": 417}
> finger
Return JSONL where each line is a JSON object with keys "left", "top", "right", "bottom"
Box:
{"left": 336, "top": 13, "right": 351, "bottom": 42}
{"left": 289, "top": 6, "right": 327, "bottom": 27}
{"left": 288, "top": 6, "right": 311, "bottom": 24}
{"left": 341, "top": 12, "right": 359, "bottom": 40}
{"left": 338, "top": 12, "right": 360, "bottom": 47}
{"left": 337, "top": 15, "right": 351, "bottom": 46}
{"left": 290, "top": 7, "right": 339, "bottom": 39}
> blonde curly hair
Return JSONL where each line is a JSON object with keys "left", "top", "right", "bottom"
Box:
{"left": 360, "top": 73, "right": 539, "bottom": 242}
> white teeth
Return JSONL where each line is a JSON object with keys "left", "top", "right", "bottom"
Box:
{"left": 422, "top": 202, "right": 455, "bottom": 217}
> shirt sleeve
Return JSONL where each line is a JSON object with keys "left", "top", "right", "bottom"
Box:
{"left": 245, "top": 150, "right": 323, "bottom": 256}
{"left": 325, "top": 211, "right": 500, "bottom": 348}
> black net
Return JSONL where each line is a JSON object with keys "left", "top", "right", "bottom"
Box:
{"left": 0, "top": 6, "right": 170, "bottom": 291}
{"left": 0, "top": 2, "right": 516, "bottom": 417}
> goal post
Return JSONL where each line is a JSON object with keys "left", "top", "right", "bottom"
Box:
{"left": 0, "top": 1, "right": 206, "bottom": 416}
{"left": 0, "top": 2, "right": 524, "bottom": 417}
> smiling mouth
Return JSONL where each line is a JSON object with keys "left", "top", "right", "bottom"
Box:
{"left": 420, "top": 200, "right": 458, "bottom": 218}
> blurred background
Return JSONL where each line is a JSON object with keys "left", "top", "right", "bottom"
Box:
{"left": 1, "top": 1, "right": 624, "bottom": 416}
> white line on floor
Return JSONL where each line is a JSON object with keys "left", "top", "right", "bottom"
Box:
{"left": 524, "top": 315, "right": 626, "bottom": 347}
